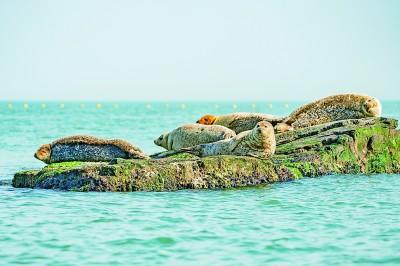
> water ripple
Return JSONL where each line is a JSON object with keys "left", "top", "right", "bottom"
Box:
{"left": 1, "top": 102, "right": 400, "bottom": 265}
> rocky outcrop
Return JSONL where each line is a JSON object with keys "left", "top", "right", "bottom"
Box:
{"left": 12, "top": 117, "right": 400, "bottom": 192}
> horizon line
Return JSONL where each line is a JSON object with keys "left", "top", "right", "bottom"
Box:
{"left": 1, "top": 98, "right": 399, "bottom": 102}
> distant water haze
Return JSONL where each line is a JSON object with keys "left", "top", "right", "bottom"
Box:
{"left": 1, "top": 0, "right": 399, "bottom": 101}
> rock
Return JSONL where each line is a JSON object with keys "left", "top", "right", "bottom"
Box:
{"left": 12, "top": 117, "right": 400, "bottom": 192}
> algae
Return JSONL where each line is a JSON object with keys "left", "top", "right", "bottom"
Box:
{"left": 12, "top": 117, "right": 400, "bottom": 192}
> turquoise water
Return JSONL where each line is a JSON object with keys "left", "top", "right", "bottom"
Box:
{"left": 1, "top": 101, "right": 400, "bottom": 265}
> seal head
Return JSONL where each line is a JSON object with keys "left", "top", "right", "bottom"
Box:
{"left": 362, "top": 97, "right": 381, "bottom": 117}
{"left": 154, "top": 132, "right": 169, "bottom": 150}
{"left": 249, "top": 121, "right": 276, "bottom": 156}
{"left": 34, "top": 144, "right": 51, "bottom": 164}
{"left": 196, "top": 114, "right": 217, "bottom": 125}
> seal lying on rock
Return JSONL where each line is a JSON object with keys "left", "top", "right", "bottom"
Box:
{"left": 155, "top": 121, "right": 276, "bottom": 158}
{"left": 275, "top": 94, "right": 382, "bottom": 133}
{"left": 196, "top": 112, "right": 284, "bottom": 134}
{"left": 154, "top": 124, "right": 236, "bottom": 151}
{"left": 34, "top": 135, "right": 148, "bottom": 164}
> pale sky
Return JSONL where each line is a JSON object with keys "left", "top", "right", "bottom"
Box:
{"left": 0, "top": 0, "right": 399, "bottom": 101}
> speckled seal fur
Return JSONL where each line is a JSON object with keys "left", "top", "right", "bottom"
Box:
{"left": 154, "top": 124, "right": 236, "bottom": 151}
{"left": 34, "top": 135, "right": 148, "bottom": 164}
{"left": 196, "top": 112, "right": 284, "bottom": 134}
{"left": 182, "top": 121, "right": 276, "bottom": 158}
{"left": 275, "top": 94, "right": 382, "bottom": 133}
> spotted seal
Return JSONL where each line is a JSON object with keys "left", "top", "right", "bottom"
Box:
{"left": 34, "top": 135, "right": 148, "bottom": 164}
{"left": 275, "top": 94, "right": 382, "bottom": 133}
{"left": 154, "top": 124, "right": 236, "bottom": 151}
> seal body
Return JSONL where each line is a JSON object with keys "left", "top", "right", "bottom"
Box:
{"left": 154, "top": 124, "right": 236, "bottom": 151}
{"left": 196, "top": 112, "right": 284, "bottom": 134}
{"left": 34, "top": 135, "right": 148, "bottom": 164}
{"left": 275, "top": 94, "right": 382, "bottom": 133}
{"left": 185, "top": 121, "right": 276, "bottom": 158}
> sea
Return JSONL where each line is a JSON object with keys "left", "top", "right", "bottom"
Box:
{"left": 0, "top": 101, "right": 399, "bottom": 265}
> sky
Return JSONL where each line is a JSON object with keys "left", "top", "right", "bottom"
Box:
{"left": 0, "top": 0, "right": 399, "bottom": 101}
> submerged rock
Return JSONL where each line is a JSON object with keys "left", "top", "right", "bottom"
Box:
{"left": 13, "top": 117, "right": 400, "bottom": 192}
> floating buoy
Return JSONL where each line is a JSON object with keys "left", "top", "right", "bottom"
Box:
{"left": 268, "top": 103, "right": 273, "bottom": 109}
{"left": 60, "top": 103, "right": 65, "bottom": 109}
{"left": 23, "top": 103, "right": 29, "bottom": 109}
{"left": 41, "top": 103, "right": 46, "bottom": 109}
{"left": 251, "top": 103, "right": 256, "bottom": 109}
{"left": 96, "top": 103, "right": 102, "bottom": 109}
{"left": 181, "top": 103, "right": 186, "bottom": 109}
{"left": 233, "top": 104, "right": 238, "bottom": 109}
{"left": 7, "top": 103, "right": 13, "bottom": 109}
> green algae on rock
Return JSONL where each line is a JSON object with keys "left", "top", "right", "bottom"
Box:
{"left": 13, "top": 117, "right": 400, "bottom": 192}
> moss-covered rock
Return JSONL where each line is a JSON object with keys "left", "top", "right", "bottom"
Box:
{"left": 12, "top": 117, "right": 400, "bottom": 192}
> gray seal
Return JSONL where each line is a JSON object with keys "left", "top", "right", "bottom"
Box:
{"left": 34, "top": 135, "right": 148, "bottom": 164}
{"left": 154, "top": 124, "right": 236, "bottom": 151}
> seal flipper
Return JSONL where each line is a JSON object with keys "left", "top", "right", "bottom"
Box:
{"left": 247, "top": 152, "right": 265, "bottom": 159}
{"left": 150, "top": 144, "right": 204, "bottom": 158}
{"left": 228, "top": 135, "right": 245, "bottom": 153}
{"left": 150, "top": 150, "right": 185, "bottom": 159}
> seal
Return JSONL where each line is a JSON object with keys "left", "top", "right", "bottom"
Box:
{"left": 166, "top": 121, "right": 275, "bottom": 158}
{"left": 275, "top": 94, "right": 382, "bottom": 133}
{"left": 154, "top": 124, "right": 236, "bottom": 151}
{"left": 34, "top": 135, "right": 148, "bottom": 164}
{"left": 196, "top": 112, "right": 284, "bottom": 134}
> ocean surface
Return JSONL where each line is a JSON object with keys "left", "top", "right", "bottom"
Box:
{"left": 0, "top": 101, "right": 399, "bottom": 265}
